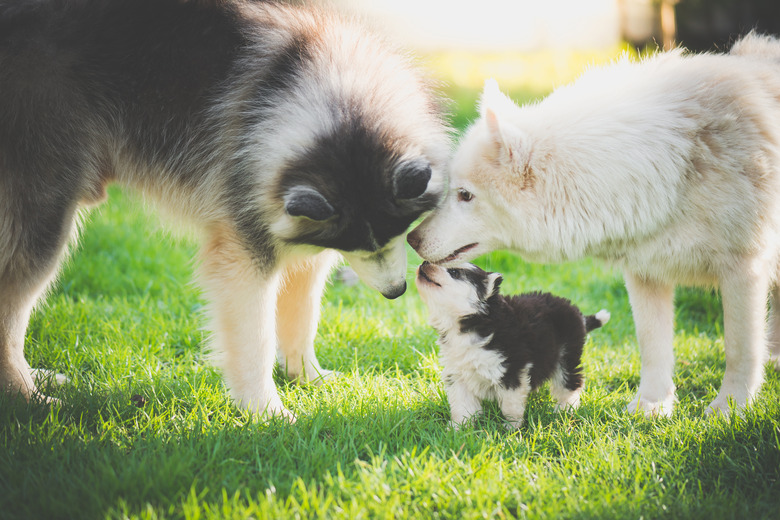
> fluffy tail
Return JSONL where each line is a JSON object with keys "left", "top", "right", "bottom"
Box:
{"left": 730, "top": 31, "right": 780, "bottom": 62}
{"left": 585, "top": 309, "right": 610, "bottom": 332}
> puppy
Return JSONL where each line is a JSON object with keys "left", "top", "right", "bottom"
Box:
{"left": 409, "top": 33, "right": 780, "bottom": 416}
{"left": 416, "top": 262, "right": 609, "bottom": 428}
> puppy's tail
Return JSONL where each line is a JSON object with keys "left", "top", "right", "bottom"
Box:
{"left": 585, "top": 309, "right": 610, "bottom": 332}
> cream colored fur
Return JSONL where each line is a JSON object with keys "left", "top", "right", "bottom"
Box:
{"left": 410, "top": 33, "right": 780, "bottom": 416}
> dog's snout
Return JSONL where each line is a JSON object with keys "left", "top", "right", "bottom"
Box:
{"left": 407, "top": 229, "right": 421, "bottom": 251}
{"left": 382, "top": 281, "right": 407, "bottom": 300}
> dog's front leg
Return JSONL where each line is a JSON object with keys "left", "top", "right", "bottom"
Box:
{"left": 709, "top": 262, "right": 770, "bottom": 415}
{"left": 276, "top": 250, "right": 341, "bottom": 384}
{"left": 198, "top": 228, "right": 293, "bottom": 421}
{"left": 445, "top": 378, "right": 482, "bottom": 428}
{"left": 624, "top": 272, "right": 677, "bottom": 417}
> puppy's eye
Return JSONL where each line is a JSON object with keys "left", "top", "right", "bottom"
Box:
{"left": 457, "top": 188, "right": 474, "bottom": 202}
{"left": 447, "top": 268, "right": 461, "bottom": 279}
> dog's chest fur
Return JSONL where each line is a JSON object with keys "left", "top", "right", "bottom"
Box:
{"left": 437, "top": 292, "right": 587, "bottom": 398}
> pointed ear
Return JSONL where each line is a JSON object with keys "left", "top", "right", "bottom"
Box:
{"left": 485, "top": 108, "right": 503, "bottom": 148}
{"left": 483, "top": 109, "right": 534, "bottom": 190}
{"left": 284, "top": 186, "right": 335, "bottom": 221}
{"left": 393, "top": 158, "right": 432, "bottom": 200}
{"left": 486, "top": 272, "right": 503, "bottom": 298}
{"left": 479, "top": 79, "right": 516, "bottom": 117}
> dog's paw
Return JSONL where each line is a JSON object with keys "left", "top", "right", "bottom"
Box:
{"left": 291, "top": 368, "right": 341, "bottom": 386}
{"left": 705, "top": 394, "right": 749, "bottom": 418}
{"left": 31, "top": 368, "right": 68, "bottom": 387}
{"left": 626, "top": 394, "right": 675, "bottom": 418}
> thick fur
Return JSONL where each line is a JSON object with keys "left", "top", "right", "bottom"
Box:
{"left": 0, "top": 0, "right": 451, "bottom": 418}
{"left": 408, "top": 32, "right": 780, "bottom": 417}
{"left": 415, "top": 262, "right": 608, "bottom": 428}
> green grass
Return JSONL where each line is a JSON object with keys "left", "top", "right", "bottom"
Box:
{"left": 2, "top": 82, "right": 780, "bottom": 519}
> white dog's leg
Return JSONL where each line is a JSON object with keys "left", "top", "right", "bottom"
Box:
{"left": 767, "top": 283, "right": 780, "bottom": 370}
{"left": 276, "top": 250, "right": 340, "bottom": 385}
{"left": 446, "top": 378, "right": 482, "bottom": 428}
{"left": 708, "top": 262, "right": 770, "bottom": 415}
{"left": 624, "top": 272, "right": 677, "bottom": 417}
{"left": 198, "top": 226, "right": 293, "bottom": 421}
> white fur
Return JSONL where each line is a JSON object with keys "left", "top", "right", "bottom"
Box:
{"left": 411, "top": 34, "right": 780, "bottom": 416}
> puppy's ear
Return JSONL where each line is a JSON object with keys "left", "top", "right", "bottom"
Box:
{"left": 284, "top": 186, "right": 335, "bottom": 221}
{"left": 393, "top": 158, "right": 432, "bottom": 200}
{"left": 486, "top": 272, "right": 503, "bottom": 299}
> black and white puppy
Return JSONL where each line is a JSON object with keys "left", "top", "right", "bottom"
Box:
{"left": 415, "top": 262, "right": 609, "bottom": 428}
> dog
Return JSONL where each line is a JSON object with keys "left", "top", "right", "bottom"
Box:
{"left": 415, "top": 262, "right": 608, "bottom": 428}
{"left": 0, "top": 0, "right": 451, "bottom": 419}
{"left": 408, "top": 33, "right": 780, "bottom": 417}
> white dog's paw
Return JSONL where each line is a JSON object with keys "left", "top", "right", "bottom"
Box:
{"left": 705, "top": 393, "right": 751, "bottom": 417}
{"left": 237, "top": 393, "right": 297, "bottom": 423}
{"left": 291, "top": 367, "right": 341, "bottom": 386}
{"left": 626, "top": 393, "right": 676, "bottom": 418}
{"left": 31, "top": 368, "right": 68, "bottom": 387}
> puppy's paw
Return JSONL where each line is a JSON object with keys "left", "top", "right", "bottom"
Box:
{"left": 626, "top": 394, "right": 675, "bottom": 418}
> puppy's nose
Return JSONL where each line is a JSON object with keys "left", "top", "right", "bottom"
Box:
{"left": 407, "top": 229, "right": 421, "bottom": 251}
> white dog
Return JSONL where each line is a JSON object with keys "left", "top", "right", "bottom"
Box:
{"left": 408, "top": 33, "right": 780, "bottom": 417}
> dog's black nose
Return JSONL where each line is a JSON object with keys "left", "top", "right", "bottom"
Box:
{"left": 382, "top": 281, "right": 407, "bottom": 300}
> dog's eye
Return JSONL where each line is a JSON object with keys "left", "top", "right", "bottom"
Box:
{"left": 447, "top": 268, "right": 461, "bottom": 279}
{"left": 457, "top": 188, "right": 474, "bottom": 202}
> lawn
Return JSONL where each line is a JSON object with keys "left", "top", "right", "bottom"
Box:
{"left": 2, "top": 51, "right": 780, "bottom": 520}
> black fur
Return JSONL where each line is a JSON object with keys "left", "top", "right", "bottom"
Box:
{"left": 457, "top": 268, "right": 605, "bottom": 392}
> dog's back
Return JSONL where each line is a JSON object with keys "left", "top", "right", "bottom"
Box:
{"left": 462, "top": 291, "right": 607, "bottom": 392}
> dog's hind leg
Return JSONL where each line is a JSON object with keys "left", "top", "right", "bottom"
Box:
{"left": 497, "top": 365, "right": 533, "bottom": 429}
{"left": 0, "top": 199, "right": 78, "bottom": 404}
{"left": 198, "top": 225, "right": 293, "bottom": 421}
{"left": 624, "top": 272, "right": 677, "bottom": 417}
{"left": 276, "top": 250, "right": 340, "bottom": 385}
{"left": 550, "top": 359, "right": 584, "bottom": 412}
{"left": 708, "top": 261, "right": 770, "bottom": 415}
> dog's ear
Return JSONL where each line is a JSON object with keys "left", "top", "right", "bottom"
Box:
{"left": 393, "top": 158, "right": 432, "bottom": 200}
{"left": 479, "top": 79, "right": 517, "bottom": 117}
{"left": 284, "top": 186, "right": 335, "bottom": 221}
{"left": 486, "top": 272, "right": 503, "bottom": 299}
{"left": 484, "top": 109, "right": 534, "bottom": 190}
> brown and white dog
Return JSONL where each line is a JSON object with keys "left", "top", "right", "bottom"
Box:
{"left": 0, "top": 0, "right": 451, "bottom": 419}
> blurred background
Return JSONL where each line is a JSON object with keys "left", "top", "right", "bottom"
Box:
{"left": 314, "top": 0, "right": 780, "bottom": 127}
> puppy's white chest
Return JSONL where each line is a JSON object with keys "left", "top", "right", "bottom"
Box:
{"left": 439, "top": 338, "right": 506, "bottom": 399}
